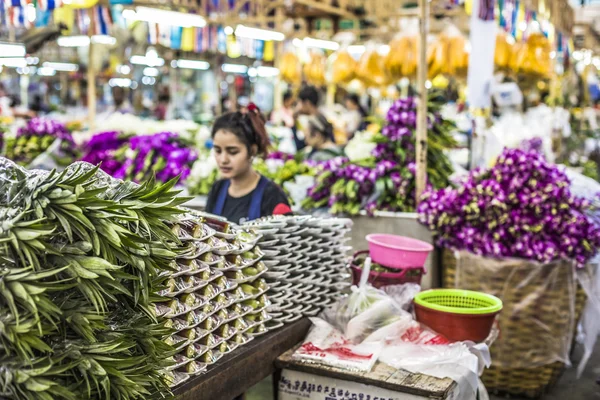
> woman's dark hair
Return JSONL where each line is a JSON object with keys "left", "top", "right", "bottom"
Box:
{"left": 283, "top": 91, "right": 293, "bottom": 103}
{"left": 346, "top": 93, "right": 367, "bottom": 117}
{"left": 308, "top": 114, "right": 334, "bottom": 142}
{"left": 212, "top": 104, "right": 270, "bottom": 157}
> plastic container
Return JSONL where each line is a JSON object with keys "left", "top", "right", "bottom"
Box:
{"left": 413, "top": 289, "right": 503, "bottom": 342}
{"left": 351, "top": 250, "right": 424, "bottom": 288}
{"left": 366, "top": 234, "right": 433, "bottom": 269}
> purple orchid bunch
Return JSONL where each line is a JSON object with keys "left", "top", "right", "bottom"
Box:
{"left": 81, "top": 131, "right": 130, "bottom": 176}
{"left": 7, "top": 118, "right": 78, "bottom": 166}
{"left": 418, "top": 148, "right": 600, "bottom": 266}
{"left": 520, "top": 137, "right": 544, "bottom": 154}
{"left": 266, "top": 151, "right": 294, "bottom": 161}
{"left": 303, "top": 95, "right": 456, "bottom": 215}
{"left": 113, "top": 132, "right": 197, "bottom": 184}
{"left": 18, "top": 117, "right": 74, "bottom": 144}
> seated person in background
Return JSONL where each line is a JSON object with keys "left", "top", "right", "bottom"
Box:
{"left": 303, "top": 114, "right": 343, "bottom": 162}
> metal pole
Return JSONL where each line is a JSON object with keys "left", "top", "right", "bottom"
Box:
{"left": 87, "top": 21, "right": 96, "bottom": 131}
{"left": 415, "top": 0, "right": 429, "bottom": 204}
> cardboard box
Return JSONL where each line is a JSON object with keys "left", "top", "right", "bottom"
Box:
{"left": 278, "top": 369, "right": 446, "bottom": 400}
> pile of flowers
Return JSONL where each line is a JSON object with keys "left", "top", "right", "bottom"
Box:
{"left": 302, "top": 96, "right": 457, "bottom": 215}
{"left": 255, "top": 151, "right": 315, "bottom": 188}
{"left": 5, "top": 117, "right": 78, "bottom": 166}
{"left": 81, "top": 131, "right": 197, "bottom": 184}
{"left": 418, "top": 148, "right": 600, "bottom": 265}
{"left": 81, "top": 131, "right": 131, "bottom": 176}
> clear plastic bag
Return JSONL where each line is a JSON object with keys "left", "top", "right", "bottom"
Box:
{"left": 379, "top": 341, "right": 490, "bottom": 399}
{"left": 323, "top": 258, "right": 410, "bottom": 343}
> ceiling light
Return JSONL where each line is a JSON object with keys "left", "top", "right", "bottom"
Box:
{"left": 131, "top": 55, "right": 164, "bottom": 67}
{"left": 378, "top": 45, "right": 390, "bottom": 55}
{"left": 122, "top": 9, "right": 136, "bottom": 19}
{"left": 16, "top": 66, "right": 30, "bottom": 75}
{"left": 222, "top": 63, "right": 248, "bottom": 74}
{"left": 125, "top": 7, "right": 206, "bottom": 28}
{"left": 117, "top": 65, "right": 131, "bottom": 74}
{"left": 234, "top": 25, "right": 284, "bottom": 41}
{"left": 141, "top": 76, "right": 156, "bottom": 85}
{"left": 57, "top": 35, "right": 116, "bottom": 47}
{"left": 0, "top": 42, "right": 26, "bottom": 58}
{"left": 1, "top": 58, "right": 27, "bottom": 68}
{"left": 143, "top": 67, "right": 159, "bottom": 77}
{"left": 37, "top": 67, "right": 56, "bottom": 76}
{"left": 58, "top": 36, "right": 90, "bottom": 47}
{"left": 42, "top": 62, "right": 79, "bottom": 72}
{"left": 297, "top": 37, "right": 339, "bottom": 51}
{"left": 347, "top": 44, "right": 365, "bottom": 54}
{"left": 109, "top": 78, "right": 132, "bottom": 88}
{"left": 256, "top": 66, "right": 279, "bottom": 77}
{"left": 91, "top": 35, "right": 117, "bottom": 45}
{"left": 172, "top": 59, "right": 210, "bottom": 70}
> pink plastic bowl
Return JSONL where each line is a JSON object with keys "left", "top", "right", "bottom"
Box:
{"left": 366, "top": 234, "right": 434, "bottom": 269}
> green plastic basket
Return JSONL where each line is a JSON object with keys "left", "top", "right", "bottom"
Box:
{"left": 414, "top": 289, "right": 503, "bottom": 315}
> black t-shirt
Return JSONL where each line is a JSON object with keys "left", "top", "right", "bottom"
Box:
{"left": 206, "top": 177, "right": 290, "bottom": 224}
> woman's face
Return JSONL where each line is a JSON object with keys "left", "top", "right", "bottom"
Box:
{"left": 213, "top": 129, "right": 252, "bottom": 179}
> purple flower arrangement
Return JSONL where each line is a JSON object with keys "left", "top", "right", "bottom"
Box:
{"left": 6, "top": 118, "right": 78, "bottom": 166}
{"left": 418, "top": 148, "right": 600, "bottom": 265}
{"left": 302, "top": 96, "right": 456, "bottom": 215}
{"left": 82, "top": 131, "right": 197, "bottom": 184}
{"left": 266, "top": 151, "right": 295, "bottom": 161}
{"left": 520, "top": 137, "right": 544, "bottom": 154}
{"left": 81, "top": 131, "right": 130, "bottom": 176}
{"left": 114, "top": 132, "right": 197, "bottom": 183}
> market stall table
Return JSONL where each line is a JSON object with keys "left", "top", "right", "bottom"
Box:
{"left": 174, "top": 318, "right": 311, "bottom": 400}
{"left": 275, "top": 347, "right": 460, "bottom": 400}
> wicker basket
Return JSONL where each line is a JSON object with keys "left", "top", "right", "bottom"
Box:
{"left": 442, "top": 249, "right": 587, "bottom": 398}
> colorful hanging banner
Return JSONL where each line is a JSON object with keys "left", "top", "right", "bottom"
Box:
{"left": 35, "top": 7, "right": 51, "bottom": 26}
{"left": 37, "top": 0, "right": 62, "bottom": 11}
{"left": 478, "top": 0, "right": 495, "bottom": 21}
{"left": 6, "top": 5, "right": 30, "bottom": 28}
{"left": 181, "top": 27, "right": 194, "bottom": 51}
{"left": 54, "top": 5, "right": 74, "bottom": 33}
{"left": 170, "top": 26, "right": 182, "bottom": 50}
{"left": 263, "top": 40, "right": 274, "bottom": 62}
{"left": 92, "top": 5, "right": 112, "bottom": 35}
{"left": 75, "top": 8, "right": 88, "bottom": 34}
{"left": 148, "top": 22, "right": 158, "bottom": 45}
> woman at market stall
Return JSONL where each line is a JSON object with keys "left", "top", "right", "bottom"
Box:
{"left": 206, "top": 104, "right": 292, "bottom": 224}
{"left": 303, "top": 114, "right": 344, "bottom": 162}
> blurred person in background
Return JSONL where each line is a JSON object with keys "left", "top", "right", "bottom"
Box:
{"left": 303, "top": 114, "right": 343, "bottom": 162}
{"left": 343, "top": 93, "right": 367, "bottom": 139}
{"left": 154, "top": 86, "right": 172, "bottom": 121}
{"left": 30, "top": 94, "right": 49, "bottom": 115}
{"left": 270, "top": 90, "right": 295, "bottom": 128}
{"left": 110, "top": 87, "right": 133, "bottom": 114}
{"left": 293, "top": 85, "right": 330, "bottom": 151}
